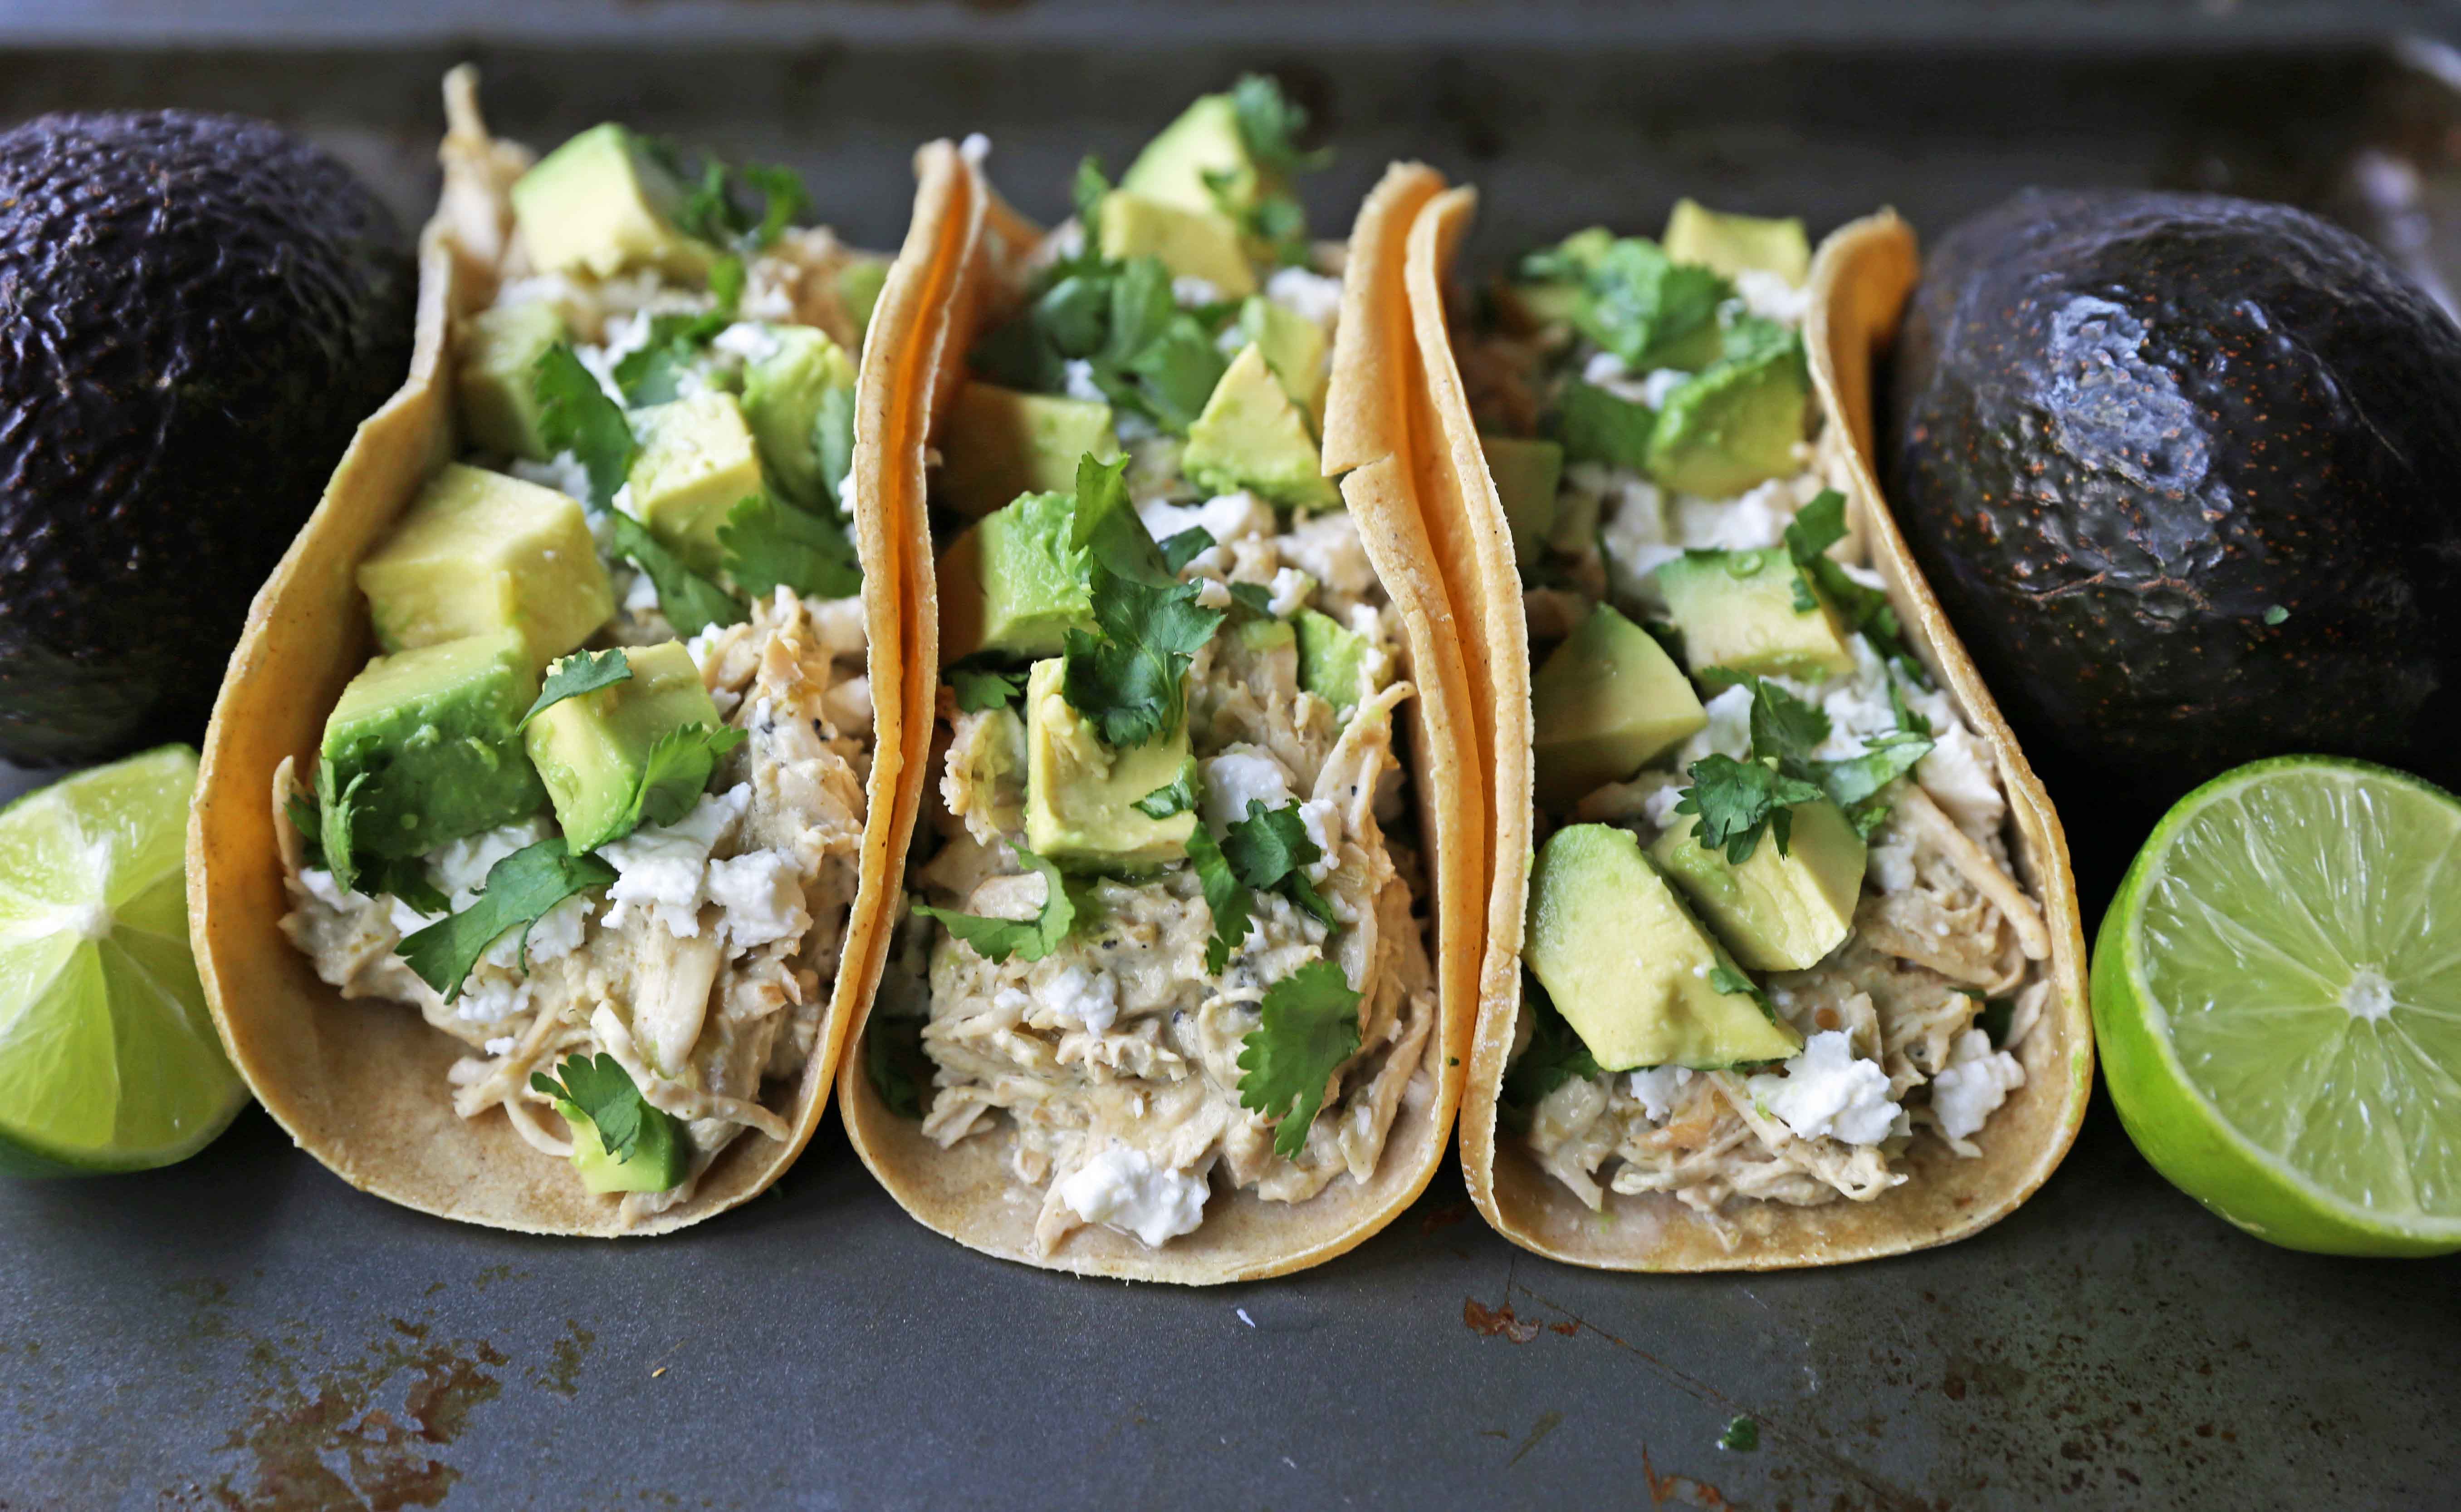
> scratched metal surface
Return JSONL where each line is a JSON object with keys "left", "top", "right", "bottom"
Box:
{"left": 5, "top": 20, "right": 2461, "bottom": 1511}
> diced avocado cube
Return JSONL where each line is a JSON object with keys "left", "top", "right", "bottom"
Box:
{"left": 1097, "top": 190, "right": 1257, "bottom": 299}
{"left": 836, "top": 255, "right": 891, "bottom": 346}
{"left": 1531, "top": 604, "right": 1707, "bottom": 811}
{"left": 1525, "top": 824, "right": 1803, "bottom": 1072}
{"left": 936, "top": 489, "right": 1096, "bottom": 663}
{"left": 510, "top": 122, "right": 713, "bottom": 283}
{"left": 358, "top": 464, "right": 614, "bottom": 668}
{"left": 1657, "top": 548, "right": 1855, "bottom": 685}
{"left": 939, "top": 381, "right": 1118, "bottom": 520}
{"left": 626, "top": 391, "right": 766, "bottom": 577}
{"left": 1651, "top": 799, "right": 1865, "bottom": 972}
{"left": 524, "top": 641, "right": 724, "bottom": 852}
{"left": 319, "top": 629, "right": 547, "bottom": 865}
{"left": 1022, "top": 659, "right": 1195, "bottom": 870}
{"left": 1183, "top": 344, "right": 1341, "bottom": 510}
{"left": 1120, "top": 92, "right": 1260, "bottom": 217}
{"left": 1481, "top": 434, "right": 1565, "bottom": 564}
{"left": 558, "top": 1097, "right": 687, "bottom": 1194}
{"left": 455, "top": 301, "right": 565, "bottom": 460}
{"left": 741, "top": 326, "right": 856, "bottom": 508}
{"left": 1645, "top": 336, "right": 1810, "bottom": 498}
{"left": 1237, "top": 617, "right": 1297, "bottom": 655}
{"left": 1238, "top": 295, "right": 1330, "bottom": 424}
{"left": 1295, "top": 609, "right": 1370, "bottom": 719}
{"left": 1662, "top": 198, "right": 1812, "bottom": 285}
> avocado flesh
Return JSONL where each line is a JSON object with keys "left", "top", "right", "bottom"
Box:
{"left": 319, "top": 629, "right": 546, "bottom": 871}
{"left": 741, "top": 325, "right": 856, "bottom": 509}
{"left": 1023, "top": 659, "right": 1195, "bottom": 870}
{"left": 358, "top": 464, "right": 615, "bottom": 670}
{"left": 1184, "top": 344, "right": 1341, "bottom": 510}
{"left": 524, "top": 641, "right": 724, "bottom": 852}
{"left": 1526, "top": 824, "right": 1803, "bottom": 1072}
{"left": 0, "top": 110, "right": 412, "bottom": 765}
{"left": 1295, "top": 609, "right": 1371, "bottom": 719}
{"left": 1657, "top": 548, "right": 1855, "bottom": 685}
{"left": 1120, "top": 92, "right": 1260, "bottom": 218}
{"left": 1531, "top": 604, "right": 1707, "bottom": 812}
{"left": 1888, "top": 189, "right": 2461, "bottom": 811}
{"left": 456, "top": 301, "right": 565, "bottom": 460}
{"left": 1646, "top": 336, "right": 1810, "bottom": 498}
{"left": 510, "top": 122, "right": 711, "bottom": 283}
{"left": 939, "top": 381, "right": 1118, "bottom": 520}
{"left": 558, "top": 1098, "right": 687, "bottom": 1194}
{"left": 836, "top": 257, "right": 891, "bottom": 348}
{"left": 938, "top": 489, "right": 1097, "bottom": 663}
{"left": 1239, "top": 295, "right": 1330, "bottom": 424}
{"left": 1651, "top": 802, "right": 1864, "bottom": 972}
{"left": 1098, "top": 190, "right": 1256, "bottom": 298}
{"left": 1661, "top": 199, "right": 1811, "bottom": 284}
{"left": 1481, "top": 434, "right": 1565, "bottom": 565}
{"left": 626, "top": 391, "right": 766, "bottom": 578}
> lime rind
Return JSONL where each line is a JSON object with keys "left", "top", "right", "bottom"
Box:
{"left": 2095, "top": 755, "right": 2461, "bottom": 1256}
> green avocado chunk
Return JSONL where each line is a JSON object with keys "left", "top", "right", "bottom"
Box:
{"left": 1481, "top": 434, "right": 1566, "bottom": 564}
{"left": 319, "top": 629, "right": 547, "bottom": 868}
{"left": 836, "top": 256, "right": 891, "bottom": 345}
{"left": 939, "top": 381, "right": 1118, "bottom": 521}
{"left": 557, "top": 1097, "right": 688, "bottom": 1194}
{"left": 1531, "top": 604, "right": 1707, "bottom": 812}
{"left": 510, "top": 123, "right": 712, "bottom": 283}
{"left": 1651, "top": 800, "right": 1865, "bottom": 971}
{"left": 740, "top": 325, "right": 856, "bottom": 508}
{"left": 1295, "top": 609, "right": 1370, "bottom": 720}
{"left": 1525, "top": 824, "right": 1803, "bottom": 1073}
{"left": 455, "top": 301, "right": 566, "bottom": 460}
{"left": 1022, "top": 658, "right": 1195, "bottom": 870}
{"left": 358, "top": 464, "right": 614, "bottom": 670}
{"left": 1238, "top": 295, "right": 1330, "bottom": 423}
{"left": 937, "top": 489, "right": 1098, "bottom": 663}
{"left": 1661, "top": 198, "right": 1812, "bottom": 285}
{"left": 1645, "top": 332, "right": 1810, "bottom": 498}
{"left": 524, "top": 641, "right": 724, "bottom": 852}
{"left": 626, "top": 390, "right": 766, "bottom": 577}
{"left": 1098, "top": 190, "right": 1256, "bottom": 298}
{"left": 1184, "top": 344, "right": 1341, "bottom": 510}
{"left": 1120, "top": 91, "right": 1260, "bottom": 218}
{"left": 1657, "top": 548, "right": 1856, "bottom": 685}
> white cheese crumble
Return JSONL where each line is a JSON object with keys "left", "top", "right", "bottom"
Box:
{"left": 1918, "top": 724, "right": 2006, "bottom": 837}
{"left": 1200, "top": 746, "right": 1294, "bottom": 837}
{"left": 599, "top": 785, "right": 752, "bottom": 937}
{"left": 706, "top": 850, "right": 811, "bottom": 952}
{"left": 1640, "top": 367, "right": 1693, "bottom": 410}
{"left": 1039, "top": 964, "right": 1120, "bottom": 1033}
{"left": 1867, "top": 834, "right": 1919, "bottom": 893}
{"left": 1591, "top": 467, "right": 1681, "bottom": 608}
{"left": 1747, "top": 1031, "right": 1900, "bottom": 1146}
{"left": 509, "top": 450, "right": 592, "bottom": 505}
{"left": 622, "top": 569, "right": 663, "bottom": 616}
{"left": 1297, "top": 798, "right": 1339, "bottom": 883}
{"left": 1734, "top": 268, "right": 1811, "bottom": 325}
{"left": 429, "top": 819, "right": 554, "bottom": 910}
{"left": 959, "top": 132, "right": 991, "bottom": 165}
{"left": 1062, "top": 358, "right": 1109, "bottom": 406}
{"left": 1055, "top": 1145, "right": 1208, "bottom": 1247}
{"left": 1929, "top": 1028, "right": 2025, "bottom": 1141}
{"left": 1265, "top": 265, "right": 1343, "bottom": 327}
{"left": 1673, "top": 685, "right": 1755, "bottom": 770}
{"left": 1627, "top": 1064, "right": 1696, "bottom": 1122}
{"left": 1136, "top": 491, "right": 1274, "bottom": 562}
{"left": 1672, "top": 474, "right": 1809, "bottom": 551}
{"left": 711, "top": 320, "right": 782, "bottom": 365}
{"left": 1266, "top": 566, "right": 1314, "bottom": 619}
{"left": 1172, "top": 276, "right": 1223, "bottom": 308}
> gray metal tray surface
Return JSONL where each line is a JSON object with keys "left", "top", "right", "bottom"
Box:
{"left": 6, "top": 20, "right": 2461, "bottom": 1510}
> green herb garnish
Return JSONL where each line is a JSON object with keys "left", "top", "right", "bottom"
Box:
{"left": 530, "top": 1052, "right": 679, "bottom": 1169}
{"left": 519, "top": 649, "right": 633, "bottom": 731}
{"left": 398, "top": 840, "right": 614, "bottom": 1003}
{"left": 1235, "top": 958, "right": 1362, "bottom": 1160}
{"left": 600, "top": 512, "right": 744, "bottom": 637}
{"left": 533, "top": 343, "right": 636, "bottom": 511}
{"left": 719, "top": 492, "right": 862, "bottom": 600}
{"left": 914, "top": 849, "right": 1078, "bottom": 965}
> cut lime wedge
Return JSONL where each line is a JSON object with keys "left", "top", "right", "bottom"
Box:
{"left": 2093, "top": 756, "right": 2461, "bottom": 1256}
{"left": 0, "top": 746, "right": 248, "bottom": 1174}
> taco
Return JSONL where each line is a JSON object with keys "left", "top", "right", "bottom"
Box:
{"left": 187, "top": 68, "right": 925, "bottom": 1235}
{"left": 837, "top": 87, "right": 1483, "bottom": 1281}
{"left": 1402, "top": 186, "right": 2094, "bottom": 1268}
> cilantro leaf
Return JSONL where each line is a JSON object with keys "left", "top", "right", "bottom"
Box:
{"left": 284, "top": 790, "right": 327, "bottom": 872}
{"left": 1783, "top": 488, "right": 1911, "bottom": 662}
{"left": 1499, "top": 986, "right": 1600, "bottom": 1122}
{"left": 1186, "top": 827, "right": 1251, "bottom": 976}
{"left": 1066, "top": 452, "right": 1169, "bottom": 585}
{"left": 719, "top": 492, "right": 862, "bottom": 600}
{"left": 612, "top": 723, "right": 748, "bottom": 843}
{"left": 1221, "top": 799, "right": 1338, "bottom": 926}
{"left": 1229, "top": 73, "right": 1331, "bottom": 178}
{"left": 1227, "top": 581, "right": 1276, "bottom": 618}
{"left": 949, "top": 663, "right": 1028, "bottom": 713}
{"left": 914, "top": 849, "right": 1078, "bottom": 964}
{"left": 1816, "top": 728, "right": 1933, "bottom": 810}
{"left": 316, "top": 760, "right": 367, "bottom": 893}
{"left": 359, "top": 854, "right": 449, "bottom": 919}
{"left": 529, "top": 1052, "right": 679, "bottom": 1170}
{"left": 1554, "top": 379, "right": 1656, "bottom": 469}
{"left": 708, "top": 254, "right": 746, "bottom": 316}
{"left": 863, "top": 1017, "right": 929, "bottom": 1119}
{"left": 519, "top": 648, "right": 633, "bottom": 731}
{"left": 1236, "top": 958, "right": 1362, "bottom": 1160}
{"left": 1072, "top": 156, "right": 1112, "bottom": 244}
{"left": 1720, "top": 1417, "right": 1761, "bottom": 1453}
{"left": 601, "top": 511, "right": 745, "bottom": 637}
{"left": 1158, "top": 527, "right": 1216, "bottom": 575}
{"left": 612, "top": 310, "right": 729, "bottom": 406}
{"left": 1059, "top": 580, "right": 1219, "bottom": 749}
{"left": 1745, "top": 676, "right": 1830, "bottom": 767}
{"left": 673, "top": 152, "right": 809, "bottom": 254}
{"left": 1522, "top": 233, "right": 1732, "bottom": 370}
{"left": 1674, "top": 754, "right": 1827, "bottom": 864}
{"left": 398, "top": 839, "right": 614, "bottom": 1004}
{"left": 1134, "top": 757, "right": 1200, "bottom": 820}
{"left": 533, "top": 344, "right": 636, "bottom": 510}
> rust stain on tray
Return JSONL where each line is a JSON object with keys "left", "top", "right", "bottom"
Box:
{"left": 1463, "top": 1297, "right": 1541, "bottom": 1342}
{"left": 208, "top": 1327, "right": 506, "bottom": 1511}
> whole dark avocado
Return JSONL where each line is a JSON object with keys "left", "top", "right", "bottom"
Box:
{"left": 0, "top": 111, "right": 412, "bottom": 767}
{"left": 1887, "top": 189, "right": 2461, "bottom": 816}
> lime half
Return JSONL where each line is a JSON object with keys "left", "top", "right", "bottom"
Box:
{"left": 0, "top": 746, "right": 247, "bottom": 1174}
{"left": 2093, "top": 756, "right": 2461, "bottom": 1256}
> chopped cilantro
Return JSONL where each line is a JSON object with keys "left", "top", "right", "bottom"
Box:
{"left": 2263, "top": 604, "right": 2289, "bottom": 626}
{"left": 1062, "top": 577, "right": 1220, "bottom": 748}
{"left": 397, "top": 839, "right": 615, "bottom": 1004}
{"left": 1072, "top": 156, "right": 1112, "bottom": 243}
{"left": 863, "top": 1017, "right": 930, "bottom": 1119}
{"left": 1186, "top": 827, "right": 1251, "bottom": 976}
{"left": 719, "top": 492, "right": 862, "bottom": 600}
{"left": 359, "top": 854, "right": 449, "bottom": 918}
{"left": 669, "top": 149, "right": 809, "bottom": 255}
{"left": 600, "top": 512, "right": 744, "bottom": 637}
{"left": 1223, "top": 799, "right": 1338, "bottom": 927}
{"left": 708, "top": 254, "right": 746, "bottom": 315}
{"left": 1707, "top": 961, "right": 1771, "bottom": 1015}
{"left": 914, "top": 849, "right": 1078, "bottom": 964}
{"left": 1676, "top": 675, "right": 1932, "bottom": 858}
{"left": 1977, "top": 995, "right": 2016, "bottom": 1045}
{"left": 1235, "top": 958, "right": 1362, "bottom": 1160}
{"left": 1719, "top": 1416, "right": 1760, "bottom": 1452}
{"left": 1158, "top": 527, "right": 1217, "bottom": 575}
{"left": 284, "top": 790, "right": 327, "bottom": 871}
{"left": 1521, "top": 231, "right": 1732, "bottom": 370}
{"left": 1783, "top": 489, "right": 1912, "bottom": 664}
{"left": 519, "top": 648, "right": 633, "bottom": 731}
{"left": 968, "top": 227, "right": 1229, "bottom": 435}
{"left": 314, "top": 760, "right": 367, "bottom": 893}
{"left": 529, "top": 1052, "right": 679, "bottom": 1169}
{"left": 1554, "top": 379, "right": 1656, "bottom": 470}
{"left": 1499, "top": 987, "right": 1600, "bottom": 1124}
{"left": 533, "top": 343, "right": 636, "bottom": 511}
{"left": 611, "top": 310, "right": 729, "bottom": 406}
{"left": 948, "top": 663, "right": 1028, "bottom": 713}
{"left": 1228, "top": 73, "right": 1331, "bottom": 178}
{"left": 1746, "top": 676, "right": 1830, "bottom": 766}
{"left": 1134, "top": 758, "right": 1201, "bottom": 820}
{"left": 610, "top": 723, "right": 747, "bottom": 844}
{"left": 1675, "top": 753, "right": 1827, "bottom": 863}
{"left": 1227, "top": 581, "right": 1276, "bottom": 617}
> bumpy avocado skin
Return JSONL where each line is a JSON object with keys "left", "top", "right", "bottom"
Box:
{"left": 0, "top": 111, "right": 412, "bottom": 766}
{"left": 1887, "top": 190, "right": 2461, "bottom": 808}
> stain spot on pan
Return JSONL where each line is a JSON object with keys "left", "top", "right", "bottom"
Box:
{"left": 1463, "top": 1297, "right": 1541, "bottom": 1342}
{"left": 532, "top": 1320, "right": 596, "bottom": 1398}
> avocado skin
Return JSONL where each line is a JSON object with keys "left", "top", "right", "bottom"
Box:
{"left": 0, "top": 111, "right": 412, "bottom": 766}
{"left": 1887, "top": 190, "right": 2461, "bottom": 815}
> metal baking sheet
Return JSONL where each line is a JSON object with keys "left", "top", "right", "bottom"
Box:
{"left": 5, "top": 15, "right": 2460, "bottom": 1508}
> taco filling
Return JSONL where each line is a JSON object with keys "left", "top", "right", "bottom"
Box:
{"left": 1462, "top": 205, "right": 2052, "bottom": 1235}
{"left": 866, "top": 84, "right": 1439, "bottom": 1253}
{"left": 274, "top": 120, "right": 886, "bottom": 1221}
